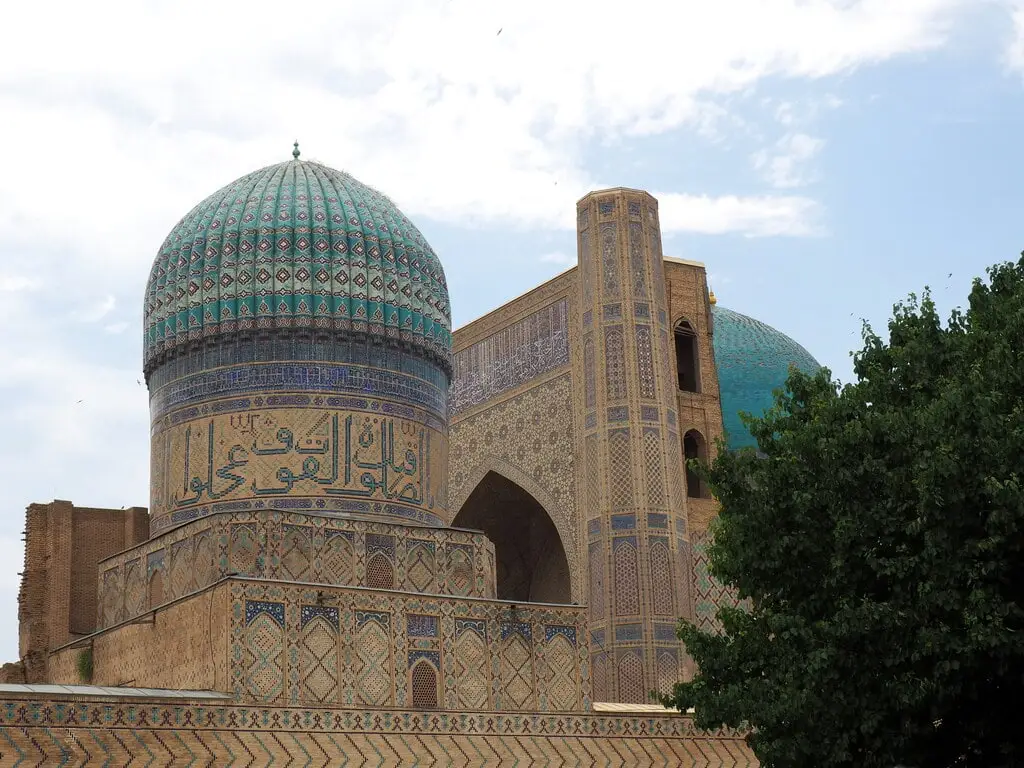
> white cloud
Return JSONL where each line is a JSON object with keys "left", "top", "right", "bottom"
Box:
{"left": 0, "top": 0, "right": 991, "bottom": 267}
{"left": 751, "top": 133, "right": 826, "bottom": 189}
{"left": 539, "top": 251, "right": 576, "bottom": 267}
{"left": 0, "top": 275, "right": 38, "bottom": 292}
{"left": 1007, "top": 1, "right": 1024, "bottom": 73}
{"left": 70, "top": 295, "right": 116, "bottom": 323}
{"left": 658, "top": 192, "right": 823, "bottom": 237}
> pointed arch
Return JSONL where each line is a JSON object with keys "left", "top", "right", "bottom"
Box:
{"left": 452, "top": 459, "right": 574, "bottom": 604}
{"left": 410, "top": 659, "right": 439, "bottom": 709}
{"left": 673, "top": 317, "right": 701, "bottom": 393}
{"left": 450, "top": 455, "right": 580, "bottom": 601}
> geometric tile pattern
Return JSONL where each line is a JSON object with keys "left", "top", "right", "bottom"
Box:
{"left": 354, "top": 612, "right": 393, "bottom": 706}
{"left": 544, "top": 633, "right": 579, "bottom": 711}
{"left": 225, "top": 580, "right": 589, "bottom": 712}
{"left": 96, "top": 510, "right": 496, "bottom": 629}
{"left": 453, "top": 621, "right": 489, "bottom": 710}
{"left": 448, "top": 373, "right": 580, "bottom": 600}
{"left": 451, "top": 299, "right": 569, "bottom": 415}
{"left": 649, "top": 539, "right": 674, "bottom": 617}
{"left": 243, "top": 605, "right": 285, "bottom": 703}
{"left": 143, "top": 159, "right": 452, "bottom": 377}
{"left": 573, "top": 189, "right": 695, "bottom": 704}
{"left": 690, "top": 530, "right": 745, "bottom": 634}
{"left": 617, "top": 651, "right": 645, "bottom": 704}
{"left": 0, "top": 699, "right": 757, "bottom": 767}
{"left": 299, "top": 608, "right": 339, "bottom": 704}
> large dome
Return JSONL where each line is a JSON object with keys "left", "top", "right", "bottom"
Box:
{"left": 143, "top": 154, "right": 451, "bottom": 378}
{"left": 711, "top": 304, "right": 820, "bottom": 451}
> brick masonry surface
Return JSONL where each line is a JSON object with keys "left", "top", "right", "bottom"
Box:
{"left": 0, "top": 698, "right": 757, "bottom": 766}
{"left": 96, "top": 509, "right": 496, "bottom": 630}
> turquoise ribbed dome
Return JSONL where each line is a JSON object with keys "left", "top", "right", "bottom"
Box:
{"left": 143, "top": 158, "right": 451, "bottom": 376}
{"left": 711, "top": 304, "right": 820, "bottom": 451}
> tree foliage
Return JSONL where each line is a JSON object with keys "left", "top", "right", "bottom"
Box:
{"left": 663, "top": 258, "right": 1024, "bottom": 768}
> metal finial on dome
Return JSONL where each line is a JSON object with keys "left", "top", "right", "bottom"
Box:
{"left": 709, "top": 288, "right": 717, "bottom": 306}
{"left": 292, "top": 141, "right": 300, "bottom": 160}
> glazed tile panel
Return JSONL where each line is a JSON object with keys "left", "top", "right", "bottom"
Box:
{"left": 143, "top": 160, "right": 451, "bottom": 375}
{"left": 0, "top": 700, "right": 756, "bottom": 767}
{"left": 711, "top": 305, "right": 820, "bottom": 451}
{"left": 96, "top": 510, "right": 496, "bottom": 629}
{"left": 450, "top": 299, "right": 569, "bottom": 415}
{"left": 228, "top": 580, "right": 590, "bottom": 712}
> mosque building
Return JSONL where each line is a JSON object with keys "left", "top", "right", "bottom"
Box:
{"left": 0, "top": 147, "right": 818, "bottom": 765}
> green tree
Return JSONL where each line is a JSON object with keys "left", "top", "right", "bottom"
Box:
{"left": 663, "top": 258, "right": 1024, "bottom": 768}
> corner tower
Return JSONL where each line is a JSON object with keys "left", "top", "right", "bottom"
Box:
{"left": 143, "top": 151, "right": 452, "bottom": 535}
{"left": 576, "top": 189, "right": 693, "bottom": 703}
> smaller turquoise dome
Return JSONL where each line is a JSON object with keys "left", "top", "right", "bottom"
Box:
{"left": 711, "top": 305, "right": 820, "bottom": 451}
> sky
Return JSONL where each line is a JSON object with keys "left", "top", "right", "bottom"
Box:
{"left": 1, "top": 0, "right": 1023, "bottom": 663}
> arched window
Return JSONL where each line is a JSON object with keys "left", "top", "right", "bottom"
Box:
{"left": 674, "top": 320, "right": 701, "bottom": 393}
{"left": 683, "top": 430, "right": 709, "bottom": 499}
{"left": 410, "top": 660, "right": 439, "bottom": 709}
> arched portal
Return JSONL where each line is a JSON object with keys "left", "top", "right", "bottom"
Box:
{"left": 452, "top": 471, "right": 571, "bottom": 604}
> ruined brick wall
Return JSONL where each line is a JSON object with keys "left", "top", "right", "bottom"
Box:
{"left": 70, "top": 507, "right": 150, "bottom": 635}
{"left": 17, "top": 501, "right": 149, "bottom": 682}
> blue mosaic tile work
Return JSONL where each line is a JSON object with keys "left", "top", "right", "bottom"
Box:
{"left": 614, "top": 624, "right": 642, "bottom": 642}
{"left": 245, "top": 599, "right": 285, "bottom": 627}
{"left": 355, "top": 610, "right": 391, "bottom": 629}
{"left": 408, "top": 650, "right": 441, "bottom": 669}
{"left": 454, "top": 619, "right": 486, "bottom": 638}
{"left": 151, "top": 361, "right": 448, "bottom": 421}
{"left": 157, "top": 497, "right": 445, "bottom": 535}
{"left": 587, "top": 519, "right": 601, "bottom": 536}
{"left": 300, "top": 605, "right": 340, "bottom": 629}
{"left": 654, "top": 623, "right": 678, "bottom": 642}
{"left": 607, "top": 406, "right": 629, "bottom": 422}
{"left": 647, "top": 513, "right": 668, "bottom": 529}
{"left": 406, "top": 614, "right": 439, "bottom": 637}
{"left": 610, "top": 514, "right": 635, "bottom": 531}
{"left": 712, "top": 305, "right": 820, "bottom": 451}
{"left": 450, "top": 299, "right": 569, "bottom": 415}
{"left": 500, "top": 621, "right": 532, "bottom": 641}
{"left": 602, "top": 304, "right": 622, "bottom": 321}
{"left": 640, "top": 405, "right": 659, "bottom": 422}
{"left": 146, "top": 550, "right": 165, "bottom": 573}
{"left": 147, "top": 335, "right": 448, "bottom": 392}
{"left": 366, "top": 533, "right": 396, "bottom": 556}
{"left": 544, "top": 625, "right": 577, "bottom": 645}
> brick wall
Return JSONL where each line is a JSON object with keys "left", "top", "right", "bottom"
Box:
{"left": 50, "top": 584, "right": 230, "bottom": 690}
{"left": 16, "top": 501, "right": 149, "bottom": 682}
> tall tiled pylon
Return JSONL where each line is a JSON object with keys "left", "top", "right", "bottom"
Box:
{"left": 577, "top": 189, "right": 693, "bottom": 703}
